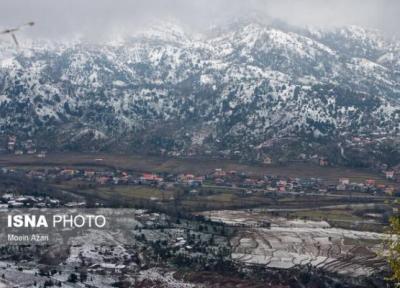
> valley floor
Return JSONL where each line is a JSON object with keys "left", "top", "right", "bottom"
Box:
{"left": 0, "top": 152, "right": 398, "bottom": 287}
{"left": 0, "top": 152, "right": 395, "bottom": 186}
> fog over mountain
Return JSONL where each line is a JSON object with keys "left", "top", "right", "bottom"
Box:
{"left": 1, "top": 0, "right": 400, "bottom": 42}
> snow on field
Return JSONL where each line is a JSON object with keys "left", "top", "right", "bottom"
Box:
{"left": 66, "top": 229, "right": 132, "bottom": 265}
{"left": 138, "top": 268, "right": 198, "bottom": 288}
{"left": 207, "top": 209, "right": 388, "bottom": 277}
{"left": 112, "top": 80, "right": 127, "bottom": 87}
{"left": 204, "top": 209, "right": 330, "bottom": 228}
{"left": 232, "top": 226, "right": 386, "bottom": 276}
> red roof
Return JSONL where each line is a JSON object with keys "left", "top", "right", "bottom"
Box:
{"left": 142, "top": 173, "right": 163, "bottom": 181}
{"left": 143, "top": 173, "right": 157, "bottom": 180}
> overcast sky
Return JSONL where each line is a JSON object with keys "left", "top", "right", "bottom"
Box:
{"left": 0, "top": 0, "right": 399, "bottom": 41}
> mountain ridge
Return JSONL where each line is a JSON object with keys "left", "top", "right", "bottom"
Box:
{"left": 1, "top": 19, "right": 400, "bottom": 167}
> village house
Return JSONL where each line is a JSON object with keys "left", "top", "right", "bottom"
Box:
{"left": 265, "top": 187, "right": 278, "bottom": 194}
{"left": 84, "top": 169, "right": 96, "bottom": 178}
{"left": 1, "top": 193, "right": 14, "bottom": 202}
{"left": 278, "top": 185, "right": 286, "bottom": 192}
{"left": 385, "top": 170, "right": 395, "bottom": 180}
{"left": 189, "top": 189, "right": 199, "bottom": 196}
{"left": 96, "top": 176, "right": 111, "bottom": 185}
{"left": 385, "top": 186, "right": 396, "bottom": 195}
{"left": 112, "top": 177, "right": 121, "bottom": 185}
{"left": 60, "top": 169, "right": 76, "bottom": 176}
{"left": 116, "top": 174, "right": 130, "bottom": 184}
{"left": 319, "top": 157, "right": 329, "bottom": 167}
{"left": 178, "top": 174, "right": 204, "bottom": 187}
{"left": 174, "top": 237, "right": 187, "bottom": 247}
{"left": 375, "top": 184, "right": 386, "bottom": 193}
{"left": 96, "top": 171, "right": 114, "bottom": 177}
{"left": 257, "top": 179, "right": 266, "bottom": 187}
{"left": 278, "top": 179, "right": 288, "bottom": 187}
{"left": 263, "top": 156, "right": 272, "bottom": 165}
{"left": 119, "top": 171, "right": 130, "bottom": 182}
{"left": 98, "top": 263, "right": 126, "bottom": 273}
{"left": 245, "top": 190, "right": 253, "bottom": 196}
{"left": 24, "top": 139, "right": 34, "bottom": 150}
{"left": 286, "top": 182, "right": 294, "bottom": 191}
{"left": 213, "top": 168, "right": 226, "bottom": 178}
{"left": 37, "top": 151, "right": 47, "bottom": 158}
{"left": 140, "top": 173, "right": 163, "bottom": 184}
{"left": 349, "top": 183, "right": 366, "bottom": 193}
{"left": 7, "top": 200, "right": 24, "bottom": 208}
{"left": 27, "top": 170, "right": 46, "bottom": 179}
{"left": 7, "top": 136, "right": 16, "bottom": 151}
{"left": 178, "top": 173, "right": 195, "bottom": 181}
{"left": 27, "top": 148, "right": 37, "bottom": 155}
{"left": 365, "top": 179, "right": 376, "bottom": 186}
{"left": 0, "top": 193, "right": 59, "bottom": 208}
{"left": 394, "top": 164, "right": 400, "bottom": 174}
{"left": 339, "top": 178, "right": 350, "bottom": 185}
{"left": 336, "top": 183, "right": 346, "bottom": 191}
{"left": 326, "top": 184, "right": 336, "bottom": 191}
{"left": 65, "top": 202, "right": 86, "bottom": 208}
{"left": 7, "top": 141, "right": 15, "bottom": 151}
{"left": 243, "top": 178, "right": 258, "bottom": 187}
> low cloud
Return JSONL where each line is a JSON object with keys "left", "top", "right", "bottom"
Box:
{"left": 0, "top": 0, "right": 399, "bottom": 41}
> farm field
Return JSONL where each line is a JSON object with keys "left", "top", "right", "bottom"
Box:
{"left": 202, "top": 209, "right": 390, "bottom": 278}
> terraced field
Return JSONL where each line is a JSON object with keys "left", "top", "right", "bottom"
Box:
{"left": 232, "top": 226, "right": 386, "bottom": 276}
{"left": 204, "top": 210, "right": 389, "bottom": 277}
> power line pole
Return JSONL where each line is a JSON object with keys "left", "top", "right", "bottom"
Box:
{"left": 0, "top": 22, "right": 35, "bottom": 48}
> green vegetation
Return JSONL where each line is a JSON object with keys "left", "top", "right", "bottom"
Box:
{"left": 388, "top": 215, "right": 400, "bottom": 285}
{"left": 96, "top": 185, "right": 173, "bottom": 200}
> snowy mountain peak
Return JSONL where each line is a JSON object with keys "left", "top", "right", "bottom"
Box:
{"left": 0, "top": 20, "right": 399, "bottom": 165}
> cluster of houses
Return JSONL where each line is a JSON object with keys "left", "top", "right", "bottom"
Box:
{"left": 384, "top": 166, "right": 400, "bottom": 182}
{"left": 1, "top": 166, "right": 206, "bottom": 188}
{"left": 207, "top": 168, "right": 399, "bottom": 196}
{"left": 176, "top": 174, "right": 204, "bottom": 187}
{"left": 208, "top": 169, "right": 324, "bottom": 193}
{"left": 1, "top": 166, "right": 136, "bottom": 185}
{"left": 0, "top": 193, "right": 61, "bottom": 209}
{"left": 1, "top": 162, "right": 399, "bottom": 200}
{"left": 5, "top": 136, "right": 47, "bottom": 158}
{"left": 0, "top": 192, "right": 89, "bottom": 209}
{"left": 336, "top": 177, "right": 397, "bottom": 195}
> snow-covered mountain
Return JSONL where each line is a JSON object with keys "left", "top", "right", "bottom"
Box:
{"left": 1, "top": 19, "right": 400, "bottom": 165}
